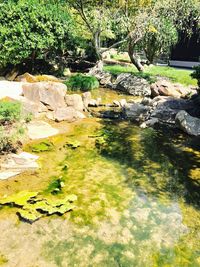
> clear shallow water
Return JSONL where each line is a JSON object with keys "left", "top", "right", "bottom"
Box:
{"left": 0, "top": 118, "right": 200, "bottom": 267}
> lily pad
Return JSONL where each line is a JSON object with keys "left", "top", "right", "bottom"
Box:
{"left": 0, "top": 191, "right": 38, "bottom": 206}
{"left": 31, "top": 141, "right": 54, "bottom": 153}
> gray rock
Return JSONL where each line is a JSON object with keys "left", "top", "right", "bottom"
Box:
{"left": 119, "top": 99, "right": 127, "bottom": 108}
{"left": 151, "top": 98, "right": 194, "bottom": 124}
{"left": 113, "top": 100, "right": 120, "bottom": 107}
{"left": 22, "top": 82, "right": 67, "bottom": 111}
{"left": 140, "top": 118, "right": 159, "bottom": 128}
{"left": 89, "top": 62, "right": 112, "bottom": 86}
{"left": 175, "top": 111, "right": 200, "bottom": 136}
{"left": 123, "top": 103, "right": 150, "bottom": 122}
{"left": 65, "top": 94, "right": 84, "bottom": 111}
{"left": 115, "top": 73, "right": 151, "bottom": 96}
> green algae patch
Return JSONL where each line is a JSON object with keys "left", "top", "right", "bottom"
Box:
{"left": 64, "top": 140, "right": 80, "bottom": 149}
{"left": 0, "top": 254, "right": 8, "bottom": 265}
{"left": 0, "top": 191, "right": 38, "bottom": 206}
{"left": 0, "top": 191, "right": 77, "bottom": 223}
{"left": 30, "top": 141, "right": 54, "bottom": 153}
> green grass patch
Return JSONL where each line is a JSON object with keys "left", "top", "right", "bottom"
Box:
{"left": 104, "top": 65, "right": 197, "bottom": 86}
{"left": 0, "top": 101, "right": 21, "bottom": 124}
{"left": 65, "top": 74, "right": 99, "bottom": 92}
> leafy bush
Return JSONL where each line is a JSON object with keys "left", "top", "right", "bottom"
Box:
{"left": 65, "top": 74, "right": 99, "bottom": 91}
{"left": 0, "top": 0, "right": 75, "bottom": 71}
{"left": 191, "top": 66, "right": 200, "bottom": 88}
{"left": 0, "top": 101, "right": 22, "bottom": 124}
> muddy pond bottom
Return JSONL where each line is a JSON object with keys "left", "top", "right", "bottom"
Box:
{"left": 0, "top": 118, "right": 200, "bottom": 267}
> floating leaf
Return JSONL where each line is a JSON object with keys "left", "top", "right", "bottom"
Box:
{"left": 0, "top": 191, "right": 38, "bottom": 206}
{"left": 24, "top": 201, "right": 58, "bottom": 215}
{"left": 56, "top": 203, "right": 75, "bottom": 215}
{"left": 17, "top": 208, "right": 43, "bottom": 223}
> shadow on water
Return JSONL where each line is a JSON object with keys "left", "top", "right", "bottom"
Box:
{"left": 97, "top": 119, "right": 200, "bottom": 208}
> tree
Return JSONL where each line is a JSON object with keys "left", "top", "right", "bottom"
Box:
{"left": 67, "top": 0, "right": 127, "bottom": 60}
{"left": 141, "top": 18, "right": 178, "bottom": 64}
{"left": 118, "top": 0, "right": 200, "bottom": 71}
{"left": 0, "top": 0, "right": 76, "bottom": 73}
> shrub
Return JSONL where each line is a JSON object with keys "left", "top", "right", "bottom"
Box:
{"left": 191, "top": 66, "right": 200, "bottom": 88}
{"left": 0, "top": 0, "right": 75, "bottom": 71}
{"left": 0, "top": 101, "right": 22, "bottom": 124}
{"left": 65, "top": 74, "right": 99, "bottom": 91}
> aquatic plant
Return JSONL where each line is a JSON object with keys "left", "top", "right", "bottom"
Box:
{"left": 64, "top": 140, "right": 80, "bottom": 149}
{"left": 0, "top": 191, "right": 77, "bottom": 223}
{"left": 30, "top": 141, "right": 54, "bottom": 153}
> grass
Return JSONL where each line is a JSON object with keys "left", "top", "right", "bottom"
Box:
{"left": 104, "top": 64, "right": 197, "bottom": 86}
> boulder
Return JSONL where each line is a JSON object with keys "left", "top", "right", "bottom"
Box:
{"left": 21, "top": 97, "right": 48, "bottom": 116}
{"left": 22, "top": 82, "right": 67, "bottom": 111}
{"left": 151, "top": 98, "right": 194, "bottom": 123}
{"left": 175, "top": 111, "right": 200, "bottom": 136}
{"left": 16, "top": 73, "right": 38, "bottom": 83}
{"left": 115, "top": 73, "right": 151, "bottom": 96}
{"left": 89, "top": 62, "right": 112, "bottom": 86}
{"left": 140, "top": 118, "right": 159, "bottom": 129}
{"left": 151, "top": 80, "right": 196, "bottom": 98}
{"left": 51, "top": 107, "right": 86, "bottom": 122}
{"left": 5, "top": 69, "right": 19, "bottom": 81}
{"left": 88, "top": 98, "right": 101, "bottom": 107}
{"left": 16, "top": 73, "right": 60, "bottom": 83}
{"left": 119, "top": 99, "right": 127, "bottom": 108}
{"left": 123, "top": 103, "right": 150, "bottom": 122}
{"left": 65, "top": 94, "right": 84, "bottom": 111}
{"left": 82, "top": 91, "right": 92, "bottom": 108}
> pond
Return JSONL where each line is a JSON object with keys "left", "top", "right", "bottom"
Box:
{"left": 0, "top": 112, "right": 200, "bottom": 266}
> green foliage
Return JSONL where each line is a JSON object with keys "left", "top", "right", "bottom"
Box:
{"left": 142, "top": 17, "right": 178, "bottom": 63}
{"left": 46, "top": 178, "right": 65, "bottom": 195}
{"left": 0, "top": 0, "right": 75, "bottom": 69}
{"left": 0, "top": 190, "right": 77, "bottom": 223}
{"left": 104, "top": 64, "right": 197, "bottom": 86}
{"left": 30, "top": 141, "right": 54, "bottom": 153}
{"left": 65, "top": 74, "right": 99, "bottom": 91}
{"left": 0, "top": 101, "right": 21, "bottom": 123}
{"left": 191, "top": 65, "right": 200, "bottom": 88}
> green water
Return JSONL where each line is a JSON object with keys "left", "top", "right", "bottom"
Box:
{"left": 0, "top": 118, "right": 200, "bottom": 267}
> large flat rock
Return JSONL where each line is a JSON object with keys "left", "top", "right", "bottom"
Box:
{"left": 27, "top": 121, "right": 59, "bottom": 139}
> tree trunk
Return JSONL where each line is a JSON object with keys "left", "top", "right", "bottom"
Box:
{"left": 93, "top": 31, "right": 102, "bottom": 61}
{"left": 128, "top": 39, "right": 144, "bottom": 72}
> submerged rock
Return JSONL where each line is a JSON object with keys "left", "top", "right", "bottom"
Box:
{"left": 115, "top": 73, "right": 151, "bottom": 96}
{"left": 27, "top": 121, "right": 59, "bottom": 139}
{"left": 175, "top": 110, "right": 200, "bottom": 136}
{"left": 123, "top": 103, "right": 150, "bottom": 122}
